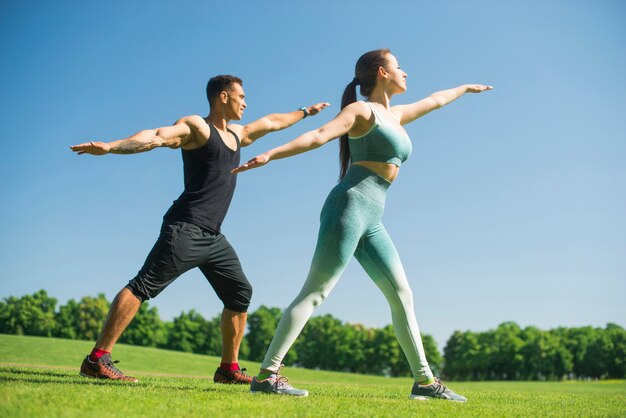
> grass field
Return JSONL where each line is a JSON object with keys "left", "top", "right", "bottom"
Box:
{"left": 1, "top": 334, "right": 625, "bottom": 417}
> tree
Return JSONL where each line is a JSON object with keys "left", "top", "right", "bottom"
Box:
{"left": 2, "top": 289, "right": 623, "bottom": 381}
{"left": 296, "top": 315, "right": 345, "bottom": 370}
{"left": 546, "top": 329, "right": 574, "bottom": 379}
{"left": 119, "top": 302, "right": 166, "bottom": 347}
{"left": 605, "top": 323, "right": 626, "bottom": 378}
{"left": 369, "top": 325, "right": 410, "bottom": 377}
{"left": 239, "top": 331, "right": 251, "bottom": 360}
{"left": 443, "top": 330, "right": 482, "bottom": 380}
{"left": 581, "top": 327, "right": 613, "bottom": 379}
{"left": 331, "top": 322, "right": 368, "bottom": 373}
{"left": 246, "top": 306, "right": 285, "bottom": 361}
{"left": 165, "top": 310, "right": 208, "bottom": 353}
{"left": 490, "top": 322, "right": 525, "bottom": 380}
{"left": 73, "top": 294, "right": 110, "bottom": 341}
{"left": 521, "top": 326, "right": 572, "bottom": 380}
{"left": 54, "top": 298, "right": 79, "bottom": 339}
{"left": 294, "top": 315, "right": 381, "bottom": 374}
{"left": 422, "top": 334, "right": 443, "bottom": 377}
{"left": 198, "top": 313, "right": 223, "bottom": 357}
{"left": 558, "top": 326, "right": 597, "bottom": 378}
{"left": 0, "top": 290, "right": 57, "bottom": 336}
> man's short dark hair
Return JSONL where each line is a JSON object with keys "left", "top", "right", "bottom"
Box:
{"left": 206, "top": 75, "right": 243, "bottom": 108}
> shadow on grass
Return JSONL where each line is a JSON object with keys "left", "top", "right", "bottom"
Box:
{"left": 2, "top": 367, "right": 71, "bottom": 378}
{"left": 0, "top": 367, "right": 228, "bottom": 393}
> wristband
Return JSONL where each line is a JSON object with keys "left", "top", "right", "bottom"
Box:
{"left": 299, "top": 107, "right": 309, "bottom": 118}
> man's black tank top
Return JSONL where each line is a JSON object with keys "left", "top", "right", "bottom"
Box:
{"left": 163, "top": 124, "right": 240, "bottom": 233}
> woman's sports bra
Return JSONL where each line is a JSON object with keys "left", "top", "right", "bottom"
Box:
{"left": 348, "top": 101, "right": 412, "bottom": 167}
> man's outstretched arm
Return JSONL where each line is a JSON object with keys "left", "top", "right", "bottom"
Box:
{"left": 236, "top": 102, "right": 330, "bottom": 147}
{"left": 70, "top": 116, "right": 201, "bottom": 155}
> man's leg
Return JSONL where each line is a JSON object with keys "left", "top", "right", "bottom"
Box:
{"left": 212, "top": 307, "right": 252, "bottom": 384}
{"left": 199, "top": 233, "right": 253, "bottom": 384}
{"left": 220, "top": 308, "right": 247, "bottom": 364}
{"left": 80, "top": 222, "right": 198, "bottom": 382}
{"left": 95, "top": 287, "right": 142, "bottom": 351}
{"left": 79, "top": 287, "right": 142, "bottom": 382}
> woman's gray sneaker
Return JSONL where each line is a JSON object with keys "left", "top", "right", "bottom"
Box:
{"left": 250, "top": 373, "right": 309, "bottom": 397}
{"left": 409, "top": 378, "right": 467, "bottom": 402}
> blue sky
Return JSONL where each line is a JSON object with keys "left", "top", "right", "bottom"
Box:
{"left": 1, "top": 0, "right": 624, "bottom": 348}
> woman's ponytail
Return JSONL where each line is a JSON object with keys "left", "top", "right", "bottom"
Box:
{"left": 338, "top": 78, "right": 360, "bottom": 179}
{"left": 337, "top": 48, "right": 391, "bottom": 180}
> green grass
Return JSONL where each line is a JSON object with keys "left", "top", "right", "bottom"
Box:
{"left": 1, "top": 334, "right": 625, "bottom": 417}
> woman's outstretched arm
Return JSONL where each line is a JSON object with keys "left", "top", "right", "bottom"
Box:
{"left": 393, "top": 84, "right": 493, "bottom": 125}
{"left": 232, "top": 102, "right": 368, "bottom": 173}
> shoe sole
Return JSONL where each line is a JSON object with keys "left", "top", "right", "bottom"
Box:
{"left": 79, "top": 371, "right": 139, "bottom": 383}
{"left": 409, "top": 394, "right": 466, "bottom": 402}
{"left": 214, "top": 381, "right": 252, "bottom": 384}
{"left": 250, "top": 390, "right": 309, "bottom": 397}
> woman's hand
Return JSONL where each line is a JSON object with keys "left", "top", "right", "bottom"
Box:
{"left": 465, "top": 84, "right": 493, "bottom": 93}
{"left": 231, "top": 152, "right": 271, "bottom": 174}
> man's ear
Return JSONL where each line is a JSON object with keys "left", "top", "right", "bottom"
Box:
{"left": 220, "top": 90, "right": 229, "bottom": 103}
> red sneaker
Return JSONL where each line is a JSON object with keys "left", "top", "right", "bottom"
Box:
{"left": 79, "top": 354, "right": 139, "bottom": 382}
{"left": 213, "top": 367, "right": 252, "bottom": 384}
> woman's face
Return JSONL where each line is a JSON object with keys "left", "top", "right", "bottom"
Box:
{"left": 384, "top": 54, "right": 408, "bottom": 94}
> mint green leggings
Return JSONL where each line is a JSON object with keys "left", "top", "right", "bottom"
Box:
{"left": 262, "top": 165, "right": 434, "bottom": 382}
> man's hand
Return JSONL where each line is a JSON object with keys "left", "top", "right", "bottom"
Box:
{"left": 304, "top": 102, "right": 331, "bottom": 116}
{"left": 237, "top": 102, "right": 331, "bottom": 146}
{"left": 70, "top": 141, "right": 111, "bottom": 155}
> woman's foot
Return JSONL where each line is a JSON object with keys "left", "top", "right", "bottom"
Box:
{"left": 409, "top": 378, "right": 466, "bottom": 402}
{"left": 250, "top": 366, "right": 308, "bottom": 396}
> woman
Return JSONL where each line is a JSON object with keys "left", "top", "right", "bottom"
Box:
{"left": 233, "top": 48, "right": 492, "bottom": 401}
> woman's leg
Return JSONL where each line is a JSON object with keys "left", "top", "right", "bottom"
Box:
{"left": 354, "top": 223, "right": 434, "bottom": 383}
{"left": 260, "top": 188, "right": 367, "bottom": 372}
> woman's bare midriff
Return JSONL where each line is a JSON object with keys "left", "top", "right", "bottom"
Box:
{"left": 351, "top": 161, "right": 400, "bottom": 183}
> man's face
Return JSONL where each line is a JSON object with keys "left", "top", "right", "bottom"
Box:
{"left": 225, "top": 83, "right": 247, "bottom": 120}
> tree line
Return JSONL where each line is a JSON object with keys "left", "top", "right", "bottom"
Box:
{"left": 1, "top": 290, "right": 624, "bottom": 380}
{"left": 444, "top": 321, "right": 625, "bottom": 380}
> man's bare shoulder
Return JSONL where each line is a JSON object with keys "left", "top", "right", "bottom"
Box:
{"left": 175, "top": 115, "right": 208, "bottom": 129}
{"left": 176, "top": 115, "right": 211, "bottom": 148}
{"left": 226, "top": 122, "right": 244, "bottom": 136}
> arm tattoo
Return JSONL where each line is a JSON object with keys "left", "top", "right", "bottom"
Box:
{"left": 110, "top": 139, "right": 151, "bottom": 154}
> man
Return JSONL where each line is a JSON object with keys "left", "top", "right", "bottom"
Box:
{"left": 70, "top": 75, "right": 329, "bottom": 383}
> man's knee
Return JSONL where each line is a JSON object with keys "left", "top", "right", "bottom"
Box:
{"left": 223, "top": 281, "right": 252, "bottom": 313}
{"left": 124, "top": 284, "right": 147, "bottom": 303}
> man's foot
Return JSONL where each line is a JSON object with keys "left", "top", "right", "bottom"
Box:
{"left": 410, "top": 378, "right": 466, "bottom": 402}
{"left": 250, "top": 369, "right": 308, "bottom": 396}
{"left": 213, "top": 367, "right": 253, "bottom": 384}
{"left": 79, "top": 354, "right": 138, "bottom": 382}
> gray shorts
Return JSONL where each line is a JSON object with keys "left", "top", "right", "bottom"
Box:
{"left": 126, "top": 221, "right": 252, "bottom": 312}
